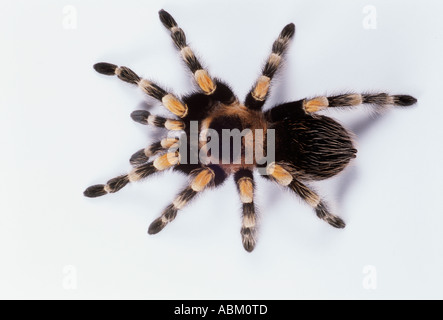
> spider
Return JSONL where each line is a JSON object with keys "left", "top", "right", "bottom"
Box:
{"left": 84, "top": 9, "right": 417, "bottom": 252}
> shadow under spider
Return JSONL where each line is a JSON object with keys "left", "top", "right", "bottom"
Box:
{"left": 136, "top": 100, "right": 165, "bottom": 142}
{"left": 332, "top": 111, "right": 384, "bottom": 209}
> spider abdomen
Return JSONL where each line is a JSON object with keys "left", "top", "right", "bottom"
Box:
{"left": 276, "top": 115, "right": 357, "bottom": 180}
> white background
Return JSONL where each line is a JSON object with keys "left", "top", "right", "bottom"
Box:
{"left": 1, "top": 0, "right": 442, "bottom": 299}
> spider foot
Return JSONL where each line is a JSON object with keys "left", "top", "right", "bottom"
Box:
{"left": 315, "top": 202, "right": 346, "bottom": 229}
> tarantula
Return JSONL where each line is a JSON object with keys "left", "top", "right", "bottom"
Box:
{"left": 84, "top": 9, "right": 417, "bottom": 252}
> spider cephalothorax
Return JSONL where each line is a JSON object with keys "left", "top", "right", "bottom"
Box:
{"left": 84, "top": 9, "right": 417, "bottom": 252}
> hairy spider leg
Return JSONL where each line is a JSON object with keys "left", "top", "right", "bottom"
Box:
{"left": 244, "top": 23, "right": 295, "bottom": 111}
{"left": 84, "top": 152, "right": 180, "bottom": 197}
{"left": 148, "top": 165, "right": 227, "bottom": 234}
{"left": 159, "top": 9, "right": 216, "bottom": 95}
{"left": 234, "top": 168, "right": 258, "bottom": 252}
{"left": 303, "top": 92, "right": 417, "bottom": 113}
{"left": 130, "top": 110, "right": 185, "bottom": 130}
{"left": 93, "top": 62, "right": 188, "bottom": 118}
{"left": 159, "top": 10, "right": 237, "bottom": 106}
{"left": 130, "top": 137, "right": 180, "bottom": 167}
{"left": 263, "top": 162, "right": 346, "bottom": 229}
